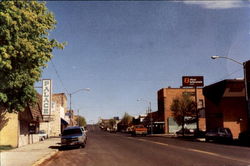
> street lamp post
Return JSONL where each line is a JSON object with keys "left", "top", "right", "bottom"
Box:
{"left": 137, "top": 98, "right": 153, "bottom": 135}
{"left": 211, "top": 56, "right": 246, "bottom": 99}
{"left": 211, "top": 56, "right": 243, "bottom": 65}
{"left": 69, "top": 88, "right": 90, "bottom": 111}
{"left": 68, "top": 88, "right": 90, "bottom": 126}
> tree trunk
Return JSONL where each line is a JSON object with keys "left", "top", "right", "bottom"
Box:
{"left": 182, "top": 117, "right": 185, "bottom": 137}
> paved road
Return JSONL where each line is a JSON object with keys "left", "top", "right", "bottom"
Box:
{"left": 41, "top": 128, "right": 250, "bottom": 166}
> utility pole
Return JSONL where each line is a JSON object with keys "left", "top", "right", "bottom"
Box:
{"left": 149, "top": 101, "right": 153, "bottom": 135}
{"left": 78, "top": 109, "right": 80, "bottom": 126}
{"left": 137, "top": 98, "right": 153, "bottom": 135}
{"left": 68, "top": 88, "right": 90, "bottom": 126}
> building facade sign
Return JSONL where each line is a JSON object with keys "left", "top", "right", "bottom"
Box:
{"left": 182, "top": 76, "right": 204, "bottom": 87}
{"left": 42, "top": 79, "right": 52, "bottom": 115}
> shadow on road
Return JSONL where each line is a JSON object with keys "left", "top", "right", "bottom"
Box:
{"left": 175, "top": 136, "right": 250, "bottom": 148}
{"left": 49, "top": 145, "right": 84, "bottom": 151}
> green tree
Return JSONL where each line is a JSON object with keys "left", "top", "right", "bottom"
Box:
{"left": 0, "top": 1, "right": 65, "bottom": 112}
{"left": 170, "top": 93, "right": 196, "bottom": 135}
{"left": 75, "top": 115, "right": 87, "bottom": 127}
{"left": 120, "top": 112, "right": 133, "bottom": 126}
{"left": 109, "top": 118, "right": 116, "bottom": 128}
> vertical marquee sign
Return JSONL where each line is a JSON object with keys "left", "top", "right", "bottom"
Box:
{"left": 42, "top": 79, "right": 52, "bottom": 115}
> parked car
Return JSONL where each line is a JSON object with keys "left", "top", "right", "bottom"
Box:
{"left": 38, "top": 130, "right": 48, "bottom": 141}
{"left": 61, "top": 126, "right": 87, "bottom": 148}
{"left": 205, "top": 128, "right": 233, "bottom": 142}
{"left": 109, "top": 127, "right": 117, "bottom": 133}
{"left": 126, "top": 126, "right": 134, "bottom": 134}
{"left": 175, "top": 128, "right": 194, "bottom": 136}
{"left": 238, "top": 130, "right": 250, "bottom": 145}
{"left": 193, "top": 129, "right": 206, "bottom": 138}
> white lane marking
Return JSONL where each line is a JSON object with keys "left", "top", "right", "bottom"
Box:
{"left": 128, "top": 137, "right": 250, "bottom": 164}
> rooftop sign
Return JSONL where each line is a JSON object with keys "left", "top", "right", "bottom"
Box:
{"left": 182, "top": 76, "right": 204, "bottom": 87}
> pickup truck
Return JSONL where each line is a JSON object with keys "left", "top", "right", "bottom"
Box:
{"left": 131, "top": 125, "right": 148, "bottom": 136}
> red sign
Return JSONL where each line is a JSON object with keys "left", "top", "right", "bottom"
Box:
{"left": 182, "top": 76, "right": 204, "bottom": 87}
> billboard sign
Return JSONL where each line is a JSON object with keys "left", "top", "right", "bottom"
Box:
{"left": 42, "top": 79, "right": 52, "bottom": 115}
{"left": 182, "top": 76, "right": 204, "bottom": 87}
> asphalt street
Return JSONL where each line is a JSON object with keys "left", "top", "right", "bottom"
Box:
{"left": 41, "top": 128, "right": 250, "bottom": 166}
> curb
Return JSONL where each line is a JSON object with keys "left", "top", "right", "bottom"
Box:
{"left": 32, "top": 150, "right": 59, "bottom": 166}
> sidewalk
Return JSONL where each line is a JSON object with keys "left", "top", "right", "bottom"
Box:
{"left": 0, "top": 138, "right": 60, "bottom": 166}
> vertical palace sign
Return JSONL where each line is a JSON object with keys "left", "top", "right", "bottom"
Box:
{"left": 42, "top": 79, "right": 52, "bottom": 115}
{"left": 182, "top": 76, "right": 204, "bottom": 87}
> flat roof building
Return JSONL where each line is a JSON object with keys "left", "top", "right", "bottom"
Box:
{"left": 158, "top": 87, "right": 205, "bottom": 134}
{"left": 203, "top": 79, "right": 248, "bottom": 138}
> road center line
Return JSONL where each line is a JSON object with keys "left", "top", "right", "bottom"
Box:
{"left": 128, "top": 137, "right": 250, "bottom": 164}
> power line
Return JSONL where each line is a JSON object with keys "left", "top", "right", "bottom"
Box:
{"left": 50, "top": 59, "right": 69, "bottom": 94}
{"left": 209, "top": 68, "right": 243, "bottom": 85}
{"left": 219, "top": 68, "right": 243, "bottom": 80}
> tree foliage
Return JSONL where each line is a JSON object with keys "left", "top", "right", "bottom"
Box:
{"left": 109, "top": 118, "right": 116, "bottom": 128}
{"left": 170, "top": 93, "right": 197, "bottom": 132}
{"left": 120, "top": 112, "right": 133, "bottom": 126}
{"left": 75, "top": 115, "right": 87, "bottom": 127}
{"left": 0, "top": 1, "right": 65, "bottom": 112}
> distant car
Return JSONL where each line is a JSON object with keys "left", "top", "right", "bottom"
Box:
{"left": 238, "top": 130, "right": 250, "bottom": 145}
{"left": 38, "top": 130, "right": 48, "bottom": 141}
{"left": 61, "top": 126, "right": 87, "bottom": 148}
{"left": 109, "top": 128, "right": 117, "bottom": 133}
{"left": 193, "top": 129, "right": 206, "bottom": 138}
{"left": 175, "top": 128, "right": 194, "bottom": 136}
{"left": 205, "top": 128, "right": 233, "bottom": 142}
{"left": 126, "top": 126, "right": 134, "bottom": 134}
{"left": 131, "top": 125, "right": 148, "bottom": 136}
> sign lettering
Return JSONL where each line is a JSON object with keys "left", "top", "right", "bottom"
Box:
{"left": 42, "top": 79, "right": 52, "bottom": 115}
{"left": 182, "top": 76, "right": 204, "bottom": 87}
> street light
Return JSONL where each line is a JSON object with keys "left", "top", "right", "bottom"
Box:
{"left": 69, "top": 88, "right": 90, "bottom": 111}
{"left": 211, "top": 56, "right": 246, "bottom": 98}
{"left": 137, "top": 98, "right": 153, "bottom": 135}
{"left": 68, "top": 88, "right": 90, "bottom": 125}
{"left": 211, "top": 56, "right": 250, "bottom": 127}
{"left": 211, "top": 55, "right": 243, "bottom": 65}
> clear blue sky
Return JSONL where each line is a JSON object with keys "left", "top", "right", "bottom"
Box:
{"left": 38, "top": 1, "right": 250, "bottom": 123}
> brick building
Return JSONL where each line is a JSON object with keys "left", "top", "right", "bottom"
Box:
{"left": 40, "top": 93, "right": 68, "bottom": 137}
{"left": 203, "top": 79, "right": 248, "bottom": 138}
{"left": 158, "top": 87, "right": 205, "bottom": 134}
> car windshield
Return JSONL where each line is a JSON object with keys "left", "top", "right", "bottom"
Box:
{"left": 62, "top": 129, "right": 82, "bottom": 136}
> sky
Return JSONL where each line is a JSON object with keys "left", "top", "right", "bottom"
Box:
{"left": 37, "top": 1, "right": 250, "bottom": 123}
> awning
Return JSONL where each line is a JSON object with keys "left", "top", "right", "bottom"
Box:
{"left": 61, "top": 118, "right": 69, "bottom": 125}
